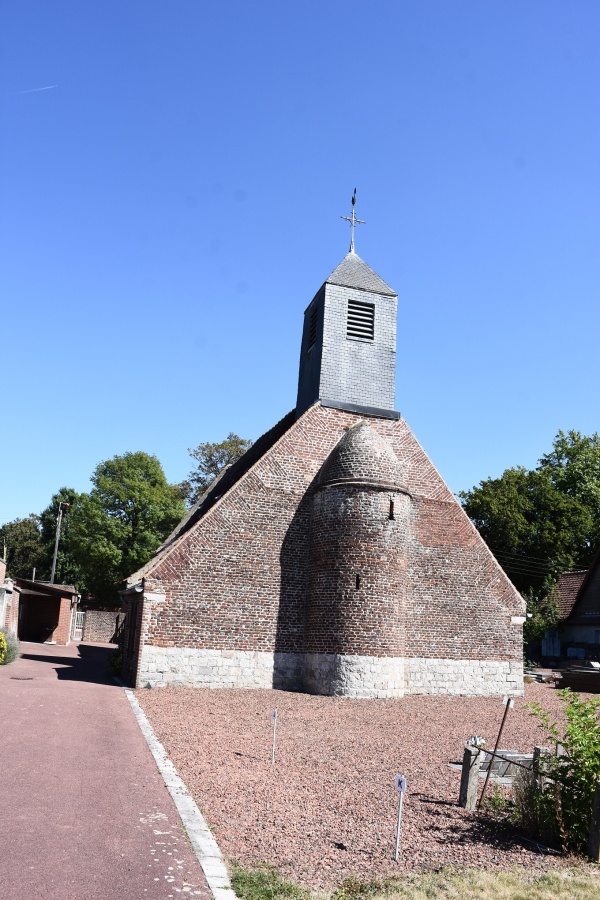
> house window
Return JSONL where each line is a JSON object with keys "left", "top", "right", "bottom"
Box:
{"left": 347, "top": 299, "right": 375, "bottom": 341}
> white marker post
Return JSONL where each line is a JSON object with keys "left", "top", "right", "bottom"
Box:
{"left": 271, "top": 710, "right": 278, "bottom": 765}
{"left": 394, "top": 774, "right": 406, "bottom": 861}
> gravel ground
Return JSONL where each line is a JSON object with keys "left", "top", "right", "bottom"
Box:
{"left": 136, "top": 683, "right": 589, "bottom": 889}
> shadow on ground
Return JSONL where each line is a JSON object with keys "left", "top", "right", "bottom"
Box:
{"left": 20, "top": 644, "right": 117, "bottom": 685}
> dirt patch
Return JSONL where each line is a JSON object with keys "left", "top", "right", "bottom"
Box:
{"left": 136, "top": 683, "right": 583, "bottom": 889}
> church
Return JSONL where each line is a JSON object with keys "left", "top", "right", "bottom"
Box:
{"left": 120, "top": 208, "right": 525, "bottom": 697}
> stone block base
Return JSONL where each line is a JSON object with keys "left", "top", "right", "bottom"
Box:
{"left": 404, "top": 657, "right": 523, "bottom": 696}
{"left": 303, "top": 652, "right": 404, "bottom": 698}
{"left": 138, "top": 646, "right": 523, "bottom": 697}
{"left": 139, "top": 646, "right": 303, "bottom": 690}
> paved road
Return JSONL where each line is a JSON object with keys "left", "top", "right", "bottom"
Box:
{"left": 0, "top": 641, "right": 212, "bottom": 900}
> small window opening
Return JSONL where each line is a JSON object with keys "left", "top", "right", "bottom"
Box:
{"left": 389, "top": 498, "right": 395, "bottom": 520}
{"left": 347, "top": 299, "right": 375, "bottom": 340}
{"left": 355, "top": 574, "right": 361, "bottom": 590}
{"left": 308, "top": 305, "right": 318, "bottom": 349}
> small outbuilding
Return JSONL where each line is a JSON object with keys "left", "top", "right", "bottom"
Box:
{"left": 15, "top": 579, "right": 78, "bottom": 645}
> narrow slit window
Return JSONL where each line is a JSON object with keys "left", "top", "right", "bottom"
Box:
{"left": 389, "top": 498, "right": 395, "bottom": 520}
{"left": 347, "top": 299, "right": 375, "bottom": 340}
{"left": 308, "top": 305, "right": 318, "bottom": 349}
{"left": 355, "top": 574, "right": 361, "bottom": 590}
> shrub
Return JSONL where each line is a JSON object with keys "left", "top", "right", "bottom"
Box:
{"left": 0, "top": 630, "right": 20, "bottom": 665}
{"left": 513, "top": 689, "right": 600, "bottom": 853}
{"left": 109, "top": 649, "right": 123, "bottom": 676}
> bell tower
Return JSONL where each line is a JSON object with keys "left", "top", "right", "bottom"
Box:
{"left": 296, "top": 196, "right": 399, "bottom": 418}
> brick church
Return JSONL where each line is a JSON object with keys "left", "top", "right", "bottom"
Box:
{"left": 121, "top": 221, "right": 525, "bottom": 696}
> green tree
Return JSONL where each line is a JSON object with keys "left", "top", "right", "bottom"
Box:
{"left": 181, "top": 432, "right": 252, "bottom": 505}
{"left": 38, "top": 487, "right": 85, "bottom": 586}
{"left": 69, "top": 451, "right": 186, "bottom": 602}
{"left": 460, "top": 431, "right": 600, "bottom": 638}
{"left": 0, "top": 514, "right": 43, "bottom": 579}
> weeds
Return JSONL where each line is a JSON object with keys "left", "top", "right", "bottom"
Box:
{"left": 231, "top": 864, "right": 600, "bottom": 900}
{"left": 231, "top": 863, "right": 309, "bottom": 900}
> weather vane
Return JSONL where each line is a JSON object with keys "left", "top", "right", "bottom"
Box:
{"left": 340, "top": 188, "right": 365, "bottom": 254}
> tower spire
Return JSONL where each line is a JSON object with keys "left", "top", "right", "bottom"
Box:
{"left": 340, "top": 188, "right": 365, "bottom": 254}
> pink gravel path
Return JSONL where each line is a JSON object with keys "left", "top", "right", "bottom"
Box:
{"left": 136, "top": 683, "right": 587, "bottom": 889}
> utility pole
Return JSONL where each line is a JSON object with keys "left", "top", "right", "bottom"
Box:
{"left": 50, "top": 502, "right": 70, "bottom": 584}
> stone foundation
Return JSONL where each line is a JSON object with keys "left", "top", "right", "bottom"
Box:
{"left": 303, "top": 652, "right": 405, "bottom": 698}
{"left": 139, "top": 645, "right": 523, "bottom": 696}
{"left": 404, "top": 657, "right": 523, "bottom": 696}
{"left": 139, "top": 646, "right": 303, "bottom": 690}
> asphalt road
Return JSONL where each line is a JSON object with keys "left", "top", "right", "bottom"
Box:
{"left": 0, "top": 640, "right": 212, "bottom": 900}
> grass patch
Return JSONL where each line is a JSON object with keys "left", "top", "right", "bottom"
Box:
{"left": 231, "top": 863, "right": 310, "bottom": 900}
{"left": 231, "top": 864, "right": 600, "bottom": 900}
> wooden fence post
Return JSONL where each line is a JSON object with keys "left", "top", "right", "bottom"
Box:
{"left": 458, "top": 745, "right": 481, "bottom": 810}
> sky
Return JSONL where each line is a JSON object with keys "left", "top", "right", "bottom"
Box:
{"left": 1, "top": 1, "right": 599, "bottom": 523}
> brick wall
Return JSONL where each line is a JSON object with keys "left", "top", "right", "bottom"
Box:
{"left": 53, "top": 596, "right": 73, "bottom": 645}
{"left": 82, "top": 610, "right": 123, "bottom": 643}
{"left": 133, "top": 402, "right": 524, "bottom": 693}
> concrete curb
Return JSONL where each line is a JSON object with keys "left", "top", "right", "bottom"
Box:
{"left": 124, "top": 688, "right": 237, "bottom": 900}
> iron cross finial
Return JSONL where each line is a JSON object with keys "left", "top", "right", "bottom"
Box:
{"left": 340, "top": 188, "right": 365, "bottom": 254}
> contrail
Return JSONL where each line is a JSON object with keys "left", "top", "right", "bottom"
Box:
{"left": 10, "top": 84, "right": 58, "bottom": 95}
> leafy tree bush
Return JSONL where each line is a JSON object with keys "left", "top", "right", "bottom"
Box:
{"left": 460, "top": 431, "right": 600, "bottom": 600}
{"left": 513, "top": 690, "right": 600, "bottom": 853}
{"left": 0, "top": 630, "right": 20, "bottom": 665}
{"left": 0, "top": 514, "right": 43, "bottom": 579}
{"left": 68, "top": 451, "right": 186, "bottom": 602}
{"left": 181, "top": 433, "right": 253, "bottom": 506}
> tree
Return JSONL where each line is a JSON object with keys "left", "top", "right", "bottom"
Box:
{"left": 460, "top": 430, "right": 600, "bottom": 641}
{"left": 38, "top": 487, "right": 85, "bottom": 586}
{"left": 181, "top": 433, "right": 253, "bottom": 505}
{"left": 69, "top": 451, "right": 186, "bottom": 602}
{"left": 0, "top": 514, "right": 43, "bottom": 579}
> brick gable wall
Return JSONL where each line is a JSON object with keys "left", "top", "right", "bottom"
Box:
{"left": 132, "top": 403, "right": 523, "bottom": 693}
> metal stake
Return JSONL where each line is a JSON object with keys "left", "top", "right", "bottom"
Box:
{"left": 478, "top": 695, "right": 514, "bottom": 809}
{"left": 394, "top": 775, "right": 406, "bottom": 860}
{"left": 271, "top": 709, "right": 277, "bottom": 765}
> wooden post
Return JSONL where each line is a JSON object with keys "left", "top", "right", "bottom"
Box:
{"left": 459, "top": 745, "right": 481, "bottom": 810}
{"left": 588, "top": 778, "right": 600, "bottom": 862}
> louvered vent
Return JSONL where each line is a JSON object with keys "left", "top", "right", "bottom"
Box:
{"left": 347, "top": 299, "right": 375, "bottom": 340}
{"left": 308, "top": 305, "right": 318, "bottom": 348}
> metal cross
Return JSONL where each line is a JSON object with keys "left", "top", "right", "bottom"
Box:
{"left": 340, "top": 188, "right": 365, "bottom": 253}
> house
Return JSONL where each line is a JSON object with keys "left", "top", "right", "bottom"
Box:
{"left": 544, "top": 551, "right": 600, "bottom": 661}
{"left": 15, "top": 579, "right": 78, "bottom": 645}
{"left": 120, "top": 237, "right": 525, "bottom": 697}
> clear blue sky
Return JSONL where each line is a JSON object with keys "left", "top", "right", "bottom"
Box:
{"left": 2, "top": 1, "right": 599, "bottom": 523}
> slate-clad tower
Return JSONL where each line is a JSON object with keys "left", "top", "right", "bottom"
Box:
{"left": 296, "top": 252, "right": 399, "bottom": 418}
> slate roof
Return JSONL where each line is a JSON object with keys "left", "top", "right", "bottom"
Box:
{"left": 16, "top": 579, "right": 78, "bottom": 596}
{"left": 127, "top": 409, "right": 298, "bottom": 584}
{"left": 326, "top": 252, "right": 396, "bottom": 297}
{"left": 318, "top": 421, "right": 407, "bottom": 491}
{"left": 554, "top": 570, "right": 587, "bottom": 619}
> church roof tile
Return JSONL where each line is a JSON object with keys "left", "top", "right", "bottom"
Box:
{"left": 326, "top": 252, "right": 396, "bottom": 297}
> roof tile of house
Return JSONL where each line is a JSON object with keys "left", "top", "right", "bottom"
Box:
{"left": 554, "top": 570, "right": 588, "bottom": 619}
